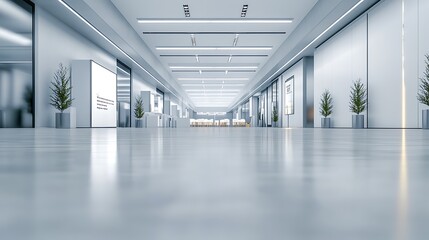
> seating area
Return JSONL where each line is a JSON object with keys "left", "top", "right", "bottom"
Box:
{"left": 190, "top": 119, "right": 247, "bottom": 127}
{"left": 232, "top": 119, "right": 246, "bottom": 127}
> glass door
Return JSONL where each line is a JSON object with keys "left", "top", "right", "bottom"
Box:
{"left": 0, "top": 0, "right": 34, "bottom": 128}
{"left": 116, "top": 61, "right": 131, "bottom": 127}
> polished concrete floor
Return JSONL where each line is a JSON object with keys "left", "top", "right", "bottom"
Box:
{"left": 0, "top": 128, "right": 428, "bottom": 240}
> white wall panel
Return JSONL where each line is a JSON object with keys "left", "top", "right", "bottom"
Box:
{"left": 35, "top": 7, "right": 116, "bottom": 127}
{"left": 280, "top": 59, "right": 304, "bottom": 128}
{"left": 419, "top": 0, "right": 429, "bottom": 127}
{"left": 368, "top": 0, "right": 402, "bottom": 128}
{"left": 314, "top": 16, "right": 367, "bottom": 128}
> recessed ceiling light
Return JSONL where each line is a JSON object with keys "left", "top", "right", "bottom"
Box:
{"left": 137, "top": 18, "right": 293, "bottom": 24}
{"left": 170, "top": 66, "right": 258, "bottom": 69}
{"left": 241, "top": 5, "right": 249, "bottom": 17}
{"left": 183, "top": 5, "right": 190, "bottom": 17}
{"left": 156, "top": 46, "right": 272, "bottom": 51}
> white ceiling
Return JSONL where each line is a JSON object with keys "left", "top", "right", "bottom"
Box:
{"left": 34, "top": 0, "right": 379, "bottom": 113}
{"left": 111, "top": 0, "right": 318, "bottom": 109}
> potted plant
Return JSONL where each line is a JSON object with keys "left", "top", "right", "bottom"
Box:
{"left": 349, "top": 79, "right": 367, "bottom": 129}
{"left": 319, "top": 90, "right": 333, "bottom": 128}
{"left": 418, "top": 54, "right": 429, "bottom": 129}
{"left": 134, "top": 95, "right": 145, "bottom": 128}
{"left": 272, "top": 106, "right": 279, "bottom": 127}
{"left": 50, "top": 63, "right": 73, "bottom": 128}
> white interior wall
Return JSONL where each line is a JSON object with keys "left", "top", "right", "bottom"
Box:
{"left": 35, "top": 7, "right": 116, "bottom": 127}
{"left": 280, "top": 59, "right": 305, "bottom": 128}
{"left": 314, "top": 15, "right": 367, "bottom": 128}
{"left": 367, "top": 0, "right": 403, "bottom": 128}
{"left": 314, "top": 0, "right": 426, "bottom": 128}
{"left": 418, "top": 0, "right": 429, "bottom": 127}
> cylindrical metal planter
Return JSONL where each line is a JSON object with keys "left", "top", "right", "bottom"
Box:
{"left": 135, "top": 119, "right": 143, "bottom": 128}
{"left": 321, "top": 118, "right": 331, "bottom": 128}
{"left": 55, "top": 112, "right": 71, "bottom": 128}
{"left": 423, "top": 109, "right": 429, "bottom": 129}
{"left": 352, "top": 115, "right": 364, "bottom": 129}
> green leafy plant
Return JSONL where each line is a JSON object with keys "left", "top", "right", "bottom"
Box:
{"left": 417, "top": 54, "right": 429, "bottom": 106}
{"left": 134, "top": 95, "right": 145, "bottom": 119}
{"left": 319, "top": 90, "right": 333, "bottom": 118}
{"left": 50, "top": 63, "right": 73, "bottom": 113}
{"left": 349, "top": 79, "right": 367, "bottom": 115}
{"left": 272, "top": 106, "right": 279, "bottom": 123}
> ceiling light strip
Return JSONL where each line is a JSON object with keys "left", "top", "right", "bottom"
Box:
{"left": 181, "top": 84, "right": 245, "bottom": 86}
{"left": 177, "top": 78, "right": 249, "bottom": 81}
{"left": 170, "top": 66, "right": 258, "bottom": 69}
{"left": 156, "top": 46, "right": 272, "bottom": 51}
{"left": 171, "top": 70, "right": 256, "bottom": 73}
{"left": 229, "top": 0, "right": 365, "bottom": 111}
{"left": 137, "top": 18, "right": 293, "bottom": 24}
{"left": 160, "top": 54, "right": 269, "bottom": 57}
{"left": 143, "top": 31, "right": 286, "bottom": 35}
{"left": 57, "top": 0, "right": 193, "bottom": 109}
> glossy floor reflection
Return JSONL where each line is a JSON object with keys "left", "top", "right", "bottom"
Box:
{"left": 1, "top": 128, "right": 428, "bottom": 240}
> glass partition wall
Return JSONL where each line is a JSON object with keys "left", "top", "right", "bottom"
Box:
{"left": 0, "top": 0, "right": 34, "bottom": 128}
{"left": 116, "top": 61, "right": 131, "bottom": 127}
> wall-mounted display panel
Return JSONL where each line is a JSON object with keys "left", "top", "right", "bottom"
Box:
{"left": 91, "top": 61, "right": 116, "bottom": 127}
{"left": 72, "top": 60, "right": 117, "bottom": 128}
{"left": 284, "top": 76, "right": 294, "bottom": 115}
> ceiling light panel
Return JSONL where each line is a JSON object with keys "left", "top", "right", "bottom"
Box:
{"left": 156, "top": 46, "right": 272, "bottom": 51}
{"left": 143, "top": 32, "right": 286, "bottom": 35}
{"left": 185, "top": 89, "right": 240, "bottom": 92}
{"left": 181, "top": 84, "right": 245, "bottom": 87}
{"left": 170, "top": 66, "right": 257, "bottom": 70}
{"left": 183, "top": 5, "right": 190, "bottom": 17}
{"left": 160, "top": 54, "right": 268, "bottom": 57}
{"left": 177, "top": 78, "right": 249, "bottom": 81}
{"left": 241, "top": 5, "right": 248, "bottom": 17}
{"left": 137, "top": 18, "right": 293, "bottom": 24}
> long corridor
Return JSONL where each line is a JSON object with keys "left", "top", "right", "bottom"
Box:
{"left": 1, "top": 128, "right": 428, "bottom": 240}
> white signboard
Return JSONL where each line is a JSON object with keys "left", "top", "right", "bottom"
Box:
{"left": 91, "top": 61, "right": 117, "bottom": 127}
{"left": 284, "top": 76, "right": 294, "bottom": 115}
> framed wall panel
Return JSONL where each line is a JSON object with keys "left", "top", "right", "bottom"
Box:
{"left": 284, "top": 76, "right": 294, "bottom": 115}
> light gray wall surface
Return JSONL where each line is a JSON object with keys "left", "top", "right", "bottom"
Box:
{"left": 368, "top": 0, "right": 403, "bottom": 128}
{"left": 279, "top": 59, "right": 306, "bottom": 128}
{"left": 71, "top": 60, "right": 91, "bottom": 127}
{"left": 314, "top": 0, "right": 428, "bottom": 128}
{"left": 314, "top": 15, "right": 367, "bottom": 128}
{"left": 418, "top": 0, "right": 429, "bottom": 127}
{"left": 35, "top": 7, "right": 116, "bottom": 127}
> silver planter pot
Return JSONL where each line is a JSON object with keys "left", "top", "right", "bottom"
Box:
{"left": 423, "top": 109, "right": 429, "bottom": 129}
{"left": 135, "top": 119, "right": 143, "bottom": 128}
{"left": 352, "top": 115, "right": 364, "bottom": 129}
{"left": 55, "top": 112, "right": 71, "bottom": 129}
{"left": 321, "top": 118, "right": 331, "bottom": 128}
